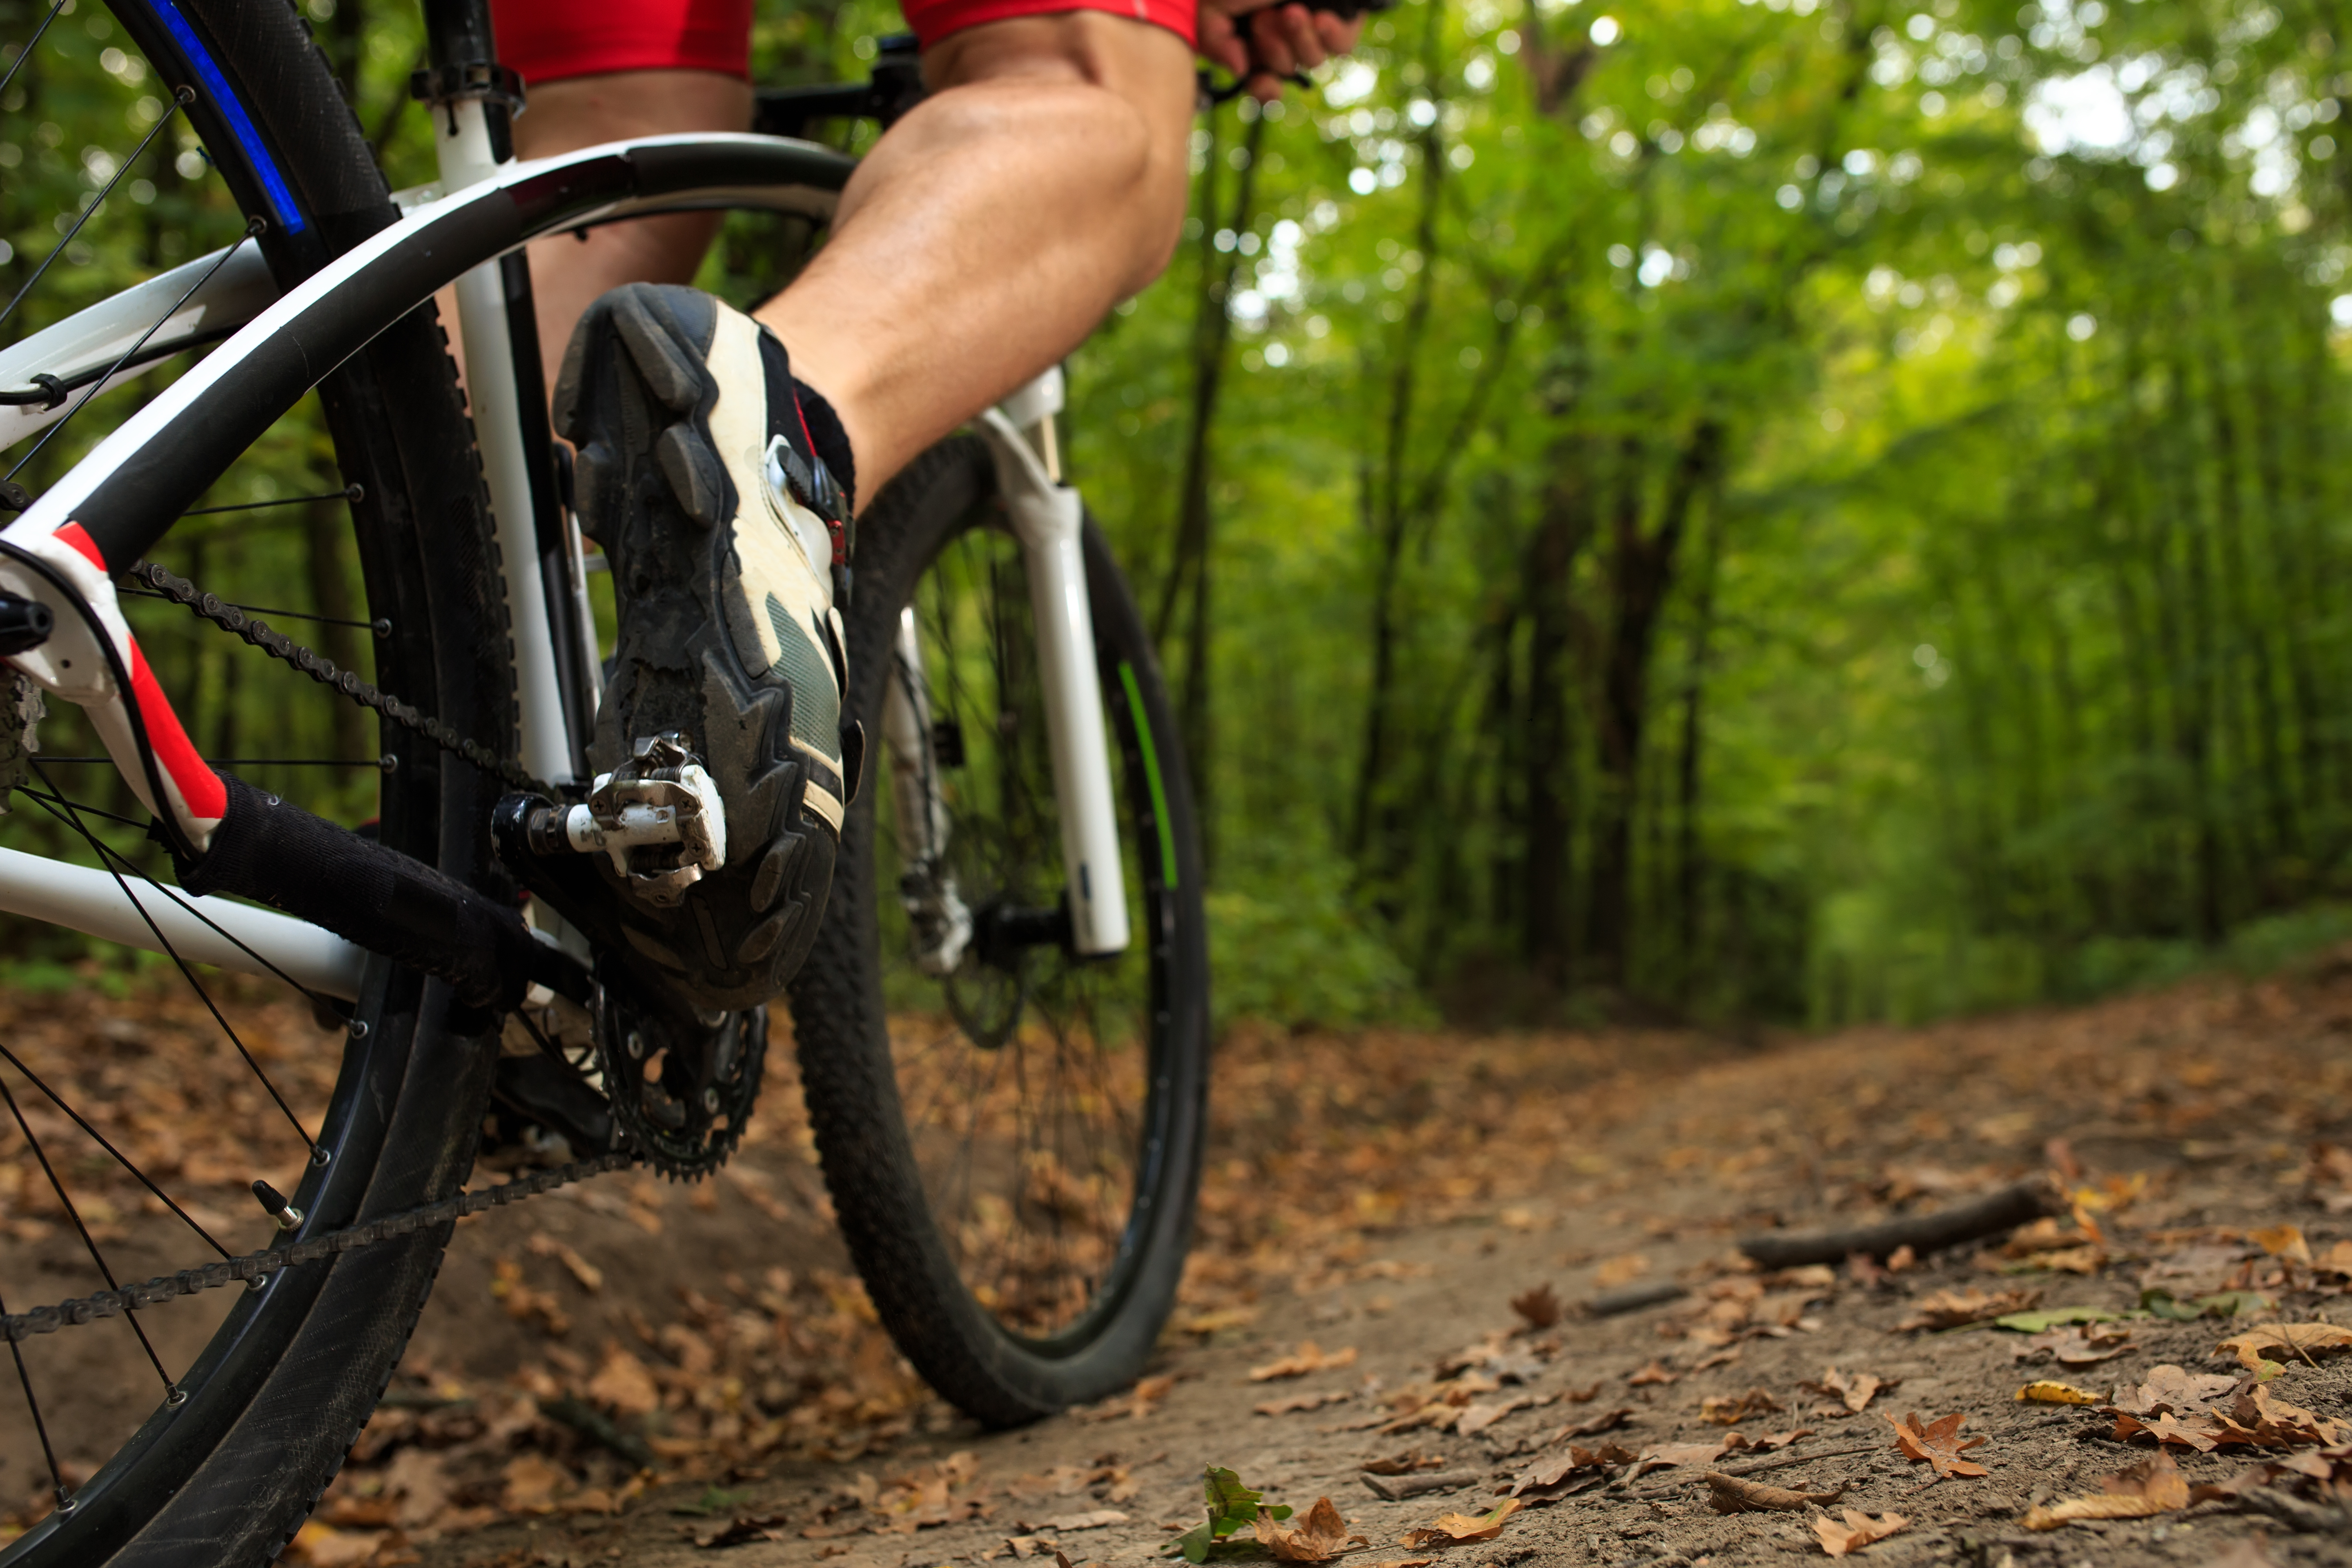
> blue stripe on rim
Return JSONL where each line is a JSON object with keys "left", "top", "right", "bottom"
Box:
{"left": 146, "top": 0, "right": 306, "bottom": 236}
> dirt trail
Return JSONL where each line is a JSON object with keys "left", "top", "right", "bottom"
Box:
{"left": 12, "top": 951, "right": 2352, "bottom": 1568}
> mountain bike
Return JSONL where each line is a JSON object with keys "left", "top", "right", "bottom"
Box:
{"left": 0, "top": 0, "right": 1210, "bottom": 1559}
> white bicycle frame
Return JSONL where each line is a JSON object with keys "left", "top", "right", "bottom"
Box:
{"left": 0, "top": 103, "right": 1131, "bottom": 987}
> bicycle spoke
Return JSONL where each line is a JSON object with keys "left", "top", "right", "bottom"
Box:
{"left": 182, "top": 484, "right": 363, "bottom": 517}
{"left": 0, "top": 0, "right": 68, "bottom": 102}
{"left": 0, "top": 1073, "right": 176, "bottom": 1396}
{"left": 19, "top": 782, "right": 339, "bottom": 1012}
{"left": 0, "top": 1279, "right": 68, "bottom": 1515}
{"left": 0, "top": 1040, "right": 229, "bottom": 1259}
{"left": 0, "top": 88, "right": 198, "bottom": 344}
{"left": 7, "top": 204, "right": 253, "bottom": 485}
{"left": 28, "top": 768, "right": 323, "bottom": 1160}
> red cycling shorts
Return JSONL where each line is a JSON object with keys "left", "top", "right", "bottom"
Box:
{"left": 491, "top": 0, "right": 1195, "bottom": 84}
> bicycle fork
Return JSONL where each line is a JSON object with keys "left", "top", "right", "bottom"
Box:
{"left": 889, "top": 370, "right": 1131, "bottom": 962}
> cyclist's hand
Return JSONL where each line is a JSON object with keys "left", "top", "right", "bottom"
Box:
{"left": 1199, "top": 0, "right": 1362, "bottom": 102}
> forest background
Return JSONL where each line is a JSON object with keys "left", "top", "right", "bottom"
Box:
{"left": 7, "top": 0, "right": 2350, "bottom": 1033}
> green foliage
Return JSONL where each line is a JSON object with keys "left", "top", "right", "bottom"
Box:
{"left": 1164, "top": 1466, "right": 1292, "bottom": 1563}
{"left": 1207, "top": 835, "right": 1433, "bottom": 1031}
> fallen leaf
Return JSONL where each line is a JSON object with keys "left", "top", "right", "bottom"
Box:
{"left": 502, "top": 1453, "right": 571, "bottom": 1514}
{"left": 1594, "top": 1254, "right": 1651, "bottom": 1289}
{"left": 1704, "top": 1472, "right": 1847, "bottom": 1513}
{"left": 1042, "top": 1510, "right": 1130, "bottom": 1532}
{"left": 287, "top": 1521, "right": 388, "bottom": 1568}
{"left": 2021, "top": 1451, "right": 2189, "bottom": 1530}
{"left": 1801, "top": 1368, "right": 1889, "bottom": 1416}
{"left": 1815, "top": 1509, "right": 1909, "bottom": 1556}
{"left": 2316, "top": 1241, "right": 2352, "bottom": 1276}
{"left": 1701, "top": 1389, "right": 1784, "bottom": 1426}
{"left": 587, "top": 1343, "right": 662, "bottom": 1416}
{"left": 1888, "top": 1411, "right": 1989, "bottom": 1480}
{"left": 1362, "top": 1450, "right": 1445, "bottom": 1476}
{"left": 1455, "top": 1392, "right": 1545, "bottom": 1435}
{"left": 1249, "top": 1341, "right": 1360, "bottom": 1382}
{"left": 1400, "top": 1499, "right": 1522, "bottom": 1547}
{"left": 1897, "top": 1288, "right": 2039, "bottom": 1332}
{"left": 2217, "top": 1323, "right": 2352, "bottom": 1372}
{"left": 2251, "top": 1225, "right": 2312, "bottom": 1266}
{"left": 2016, "top": 1381, "right": 2100, "bottom": 1405}
{"left": 1256, "top": 1390, "right": 1352, "bottom": 1418}
{"left": 527, "top": 1232, "right": 604, "bottom": 1293}
{"left": 1177, "top": 1306, "right": 1260, "bottom": 1336}
{"left": 1253, "top": 1497, "right": 1368, "bottom": 1563}
{"left": 2112, "top": 1363, "right": 2239, "bottom": 1417}
{"left": 1510, "top": 1283, "right": 1563, "bottom": 1331}
{"left": 1631, "top": 1437, "right": 1741, "bottom": 1475}
{"left": 1991, "top": 1304, "right": 2118, "bottom": 1333}
{"left": 1510, "top": 1442, "right": 1639, "bottom": 1496}
{"left": 1627, "top": 1361, "right": 1679, "bottom": 1386}
{"left": 1556, "top": 1405, "right": 1633, "bottom": 1439}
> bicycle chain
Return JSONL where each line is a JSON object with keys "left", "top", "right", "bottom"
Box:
{"left": 125, "top": 560, "right": 557, "bottom": 798}
{"left": 0, "top": 1150, "right": 637, "bottom": 1344}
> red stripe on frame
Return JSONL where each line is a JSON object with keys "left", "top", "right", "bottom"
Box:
{"left": 128, "top": 639, "right": 226, "bottom": 824}
{"left": 52, "top": 521, "right": 106, "bottom": 572}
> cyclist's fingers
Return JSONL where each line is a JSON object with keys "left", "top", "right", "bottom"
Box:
{"left": 1272, "top": 3, "right": 1334, "bottom": 69}
{"left": 1314, "top": 11, "right": 1364, "bottom": 53}
{"left": 1198, "top": 9, "right": 1255, "bottom": 79}
{"left": 1245, "top": 9, "right": 1301, "bottom": 76}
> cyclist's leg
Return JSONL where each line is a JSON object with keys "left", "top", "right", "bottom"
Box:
{"left": 511, "top": 70, "right": 753, "bottom": 392}
{"left": 749, "top": 12, "right": 1198, "bottom": 497}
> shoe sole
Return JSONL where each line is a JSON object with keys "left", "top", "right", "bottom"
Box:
{"left": 553, "top": 283, "right": 837, "bottom": 1014}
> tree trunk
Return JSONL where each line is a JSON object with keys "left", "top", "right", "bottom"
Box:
{"left": 1585, "top": 421, "right": 1721, "bottom": 986}
{"left": 1521, "top": 448, "right": 1593, "bottom": 980}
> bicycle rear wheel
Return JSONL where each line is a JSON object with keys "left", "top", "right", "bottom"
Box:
{"left": 0, "top": 2, "right": 511, "bottom": 1561}
{"left": 790, "top": 437, "right": 1210, "bottom": 1424}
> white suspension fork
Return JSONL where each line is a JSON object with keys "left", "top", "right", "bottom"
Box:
{"left": 882, "top": 606, "right": 973, "bottom": 975}
{"left": 974, "top": 369, "right": 1129, "bottom": 958}
{"left": 435, "top": 98, "right": 577, "bottom": 788}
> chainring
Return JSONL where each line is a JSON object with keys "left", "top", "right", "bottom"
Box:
{"left": 593, "top": 985, "right": 766, "bottom": 1178}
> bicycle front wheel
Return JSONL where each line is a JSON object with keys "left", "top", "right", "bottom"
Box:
{"left": 790, "top": 436, "right": 1210, "bottom": 1425}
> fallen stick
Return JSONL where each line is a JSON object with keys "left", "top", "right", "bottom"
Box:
{"left": 1737, "top": 1177, "right": 2059, "bottom": 1269}
{"left": 1628, "top": 1442, "right": 1875, "bottom": 1498}
{"left": 1583, "top": 1280, "right": 1689, "bottom": 1316}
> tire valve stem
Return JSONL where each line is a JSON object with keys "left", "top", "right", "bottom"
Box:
{"left": 250, "top": 1179, "right": 303, "bottom": 1231}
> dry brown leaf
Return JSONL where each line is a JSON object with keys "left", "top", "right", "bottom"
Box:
{"left": 1700, "top": 1389, "right": 1783, "bottom": 1427}
{"left": 1814, "top": 1509, "right": 1909, "bottom": 1557}
{"left": 1256, "top": 1389, "right": 1353, "bottom": 1418}
{"left": 1889, "top": 1411, "right": 1989, "bottom": 1479}
{"left": 526, "top": 1232, "right": 604, "bottom": 1293}
{"left": 1594, "top": 1253, "right": 1651, "bottom": 1288}
{"left": 2113, "top": 1363, "right": 2239, "bottom": 1416}
{"left": 500, "top": 1453, "right": 570, "bottom": 1514}
{"left": 1703, "top": 1472, "right": 1847, "bottom": 1514}
{"left": 285, "top": 1521, "right": 388, "bottom": 1568}
{"left": 1362, "top": 1450, "right": 1445, "bottom": 1476}
{"left": 1557, "top": 1405, "right": 1633, "bottom": 1439}
{"left": 2216, "top": 1323, "right": 2352, "bottom": 1372}
{"left": 1039, "top": 1509, "right": 1128, "bottom": 1532}
{"left": 1399, "top": 1498, "right": 1522, "bottom": 1547}
{"left": 1253, "top": 1497, "right": 1368, "bottom": 1563}
{"left": 2016, "top": 1379, "right": 2099, "bottom": 1405}
{"left": 2251, "top": 1225, "right": 2312, "bottom": 1266}
{"left": 1802, "top": 1368, "right": 1889, "bottom": 1415}
{"left": 586, "top": 1343, "right": 661, "bottom": 1416}
{"left": 1631, "top": 1437, "right": 1741, "bottom": 1475}
{"left": 1893, "top": 1287, "right": 2038, "bottom": 1332}
{"left": 2316, "top": 1240, "right": 2352, "bottom": 1276}
{"left": 1250, "top": 1341, "right": 1360, "bottom": 1382}
{"left": 2022, "top": 1451, "right": 2189, "bottom": 1530}
{"left": 1627, "top": 1361, "right": 1679, "bottom": 1386}
{"left": 1455, "top": 1392, "right": 1544, "bottom": 1435}
{"left": 1510, "top": 1283, "right": 1563, "bottom": 1331}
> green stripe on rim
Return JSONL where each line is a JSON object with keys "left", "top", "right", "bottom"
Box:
{"left": 1118, "top": 661, "right": 1178, "bottom": 891}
